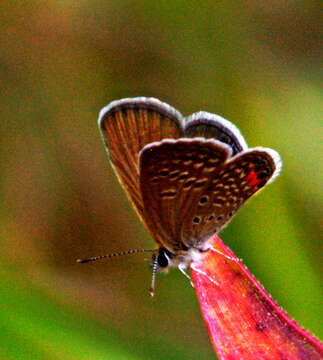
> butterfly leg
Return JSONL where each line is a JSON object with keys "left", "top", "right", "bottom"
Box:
{"left": 207, "top": 246, "right": 240, "bottom": 262}
{"left": 178, "top": 263, "right": 194, "bottom": 288}
{"left": 190, "top": 264, "right": 219, "bottom": 286}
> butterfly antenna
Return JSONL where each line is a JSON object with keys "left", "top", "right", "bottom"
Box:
{"left": 149, "top": 256, "right": 158, "bottom": 297}
{"left": 76, "top": 249, "right": 155, "bottom": 264}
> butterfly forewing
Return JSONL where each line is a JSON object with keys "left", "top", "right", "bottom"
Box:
{"left": 139, "top": 138, "right": 232, "bottom": 251}
{"left": 139, "top": 139, "right": 281, "bottom": 253}
{"left": 98, "top": 97, "right": 184, "bottom": 220}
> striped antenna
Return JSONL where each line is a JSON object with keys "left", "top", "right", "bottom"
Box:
{"left": 149, "top": 255, "right": 159, "bottom": 297}
{"left": 77, "top": 248, "right": 155, "bottom": 264}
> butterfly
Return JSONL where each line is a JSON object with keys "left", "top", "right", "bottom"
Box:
{"left": 78, "top": 97, "right": 281, "bottom": 295}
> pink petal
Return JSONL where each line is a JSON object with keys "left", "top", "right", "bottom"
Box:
{"left": 192, "top": 235, "right": 323, "bottom": 360}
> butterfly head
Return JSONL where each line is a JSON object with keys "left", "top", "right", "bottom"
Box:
{"left": 153, "top": 247, "right": 172, "bottom": 271}
{"left": 152, "top": 246, "right": 201, "bottom": 272}
{"left": 149, "top": 246, "right": 205, "bottom": 296}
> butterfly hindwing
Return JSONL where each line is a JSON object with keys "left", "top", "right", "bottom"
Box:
{"left": 184, "top": 112, "right": 248, "bottom": 155}
{"left": 180, "top": 147, "right": 281, "bottom": 247}
{"left": 139, "top": 139, "right": 281, "bottom": 252}
{"left": 139, "top": 138, "right": 232, "bottom": 251}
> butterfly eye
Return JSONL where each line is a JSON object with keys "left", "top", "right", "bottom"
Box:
{"left": 156, "top": 248, "right": 170, "bottom": 268}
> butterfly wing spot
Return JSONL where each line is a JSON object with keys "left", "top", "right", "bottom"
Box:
{"left": 208, "top": 157, "right": 221, "bottom": 164}
{"left": 257, "top": 168, "right": 270, "bottom": 179}
{"left": 214, "top": 183, "right": 224, "bottom": 189}
{"left": 159, "top": 169, "right": 170, "bottom": 176}
{"left": 243, "top": 185, "right": 251, "bottom": 191}
{"left": 151, "top": 177, "right": 159, "bottom": 184}
{"left": 183, "top": 178, "right": 196, "bottom": 189}
{"left": 207, "top": 215, "right": 214, "bottom": 221}
{"left": 194, "top": 179, "right": 208, "bottom": 189}
{"left": 169, "top": 170, "right": 180, "bottom": 179}
{"left": 192, "top": 216, "right": 201, "bottom": 224}
{"left": 257, "top": 172, "right": 267, "bottom": 180}
{"left": 183, "top": 160, "right": 193, "bottom": 166}
{"left": 199, "top": 195, "right": 209, "bottom": 205}
{"left": 246, "top": 165, "right": 271, "bottom": 187}
{"left": 226, "top": 178, "right": 236, "bottom": 183}
{"left": 198, "top": 153, "right": 208, "bottom": 160}
{"left": 193, "top": 162, "right": 204, "bottom": 169}
{"left": 254, "top": 161, "right": 266, "bottom": 171}
{"left": 160, "top": 189, "right": 177, "bottom": 199}
{"left": 178, "top": 172, "right": 189, "bottom": 181}
{"left": 228, "top": 195, "right": 238, "bottom": 202}
{"left": 203, "top": 166, "right": 217, "bottom": 173}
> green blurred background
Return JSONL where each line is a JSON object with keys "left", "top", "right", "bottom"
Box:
{"left": 1, "top": 1, "right": 321, "bottom": 359}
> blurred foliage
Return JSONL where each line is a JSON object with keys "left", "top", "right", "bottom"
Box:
{"left": 0, "top": 1, "right": 321, "bottom": 359}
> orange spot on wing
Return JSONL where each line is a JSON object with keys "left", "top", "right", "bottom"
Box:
{"left": 246, "top": 170, "right": 261, "bottom": 187}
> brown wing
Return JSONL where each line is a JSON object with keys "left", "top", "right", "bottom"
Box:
{"left": 179, "top": 146, "right": 281, "bottom": 247}
{"left": 139, "top": 139, "right": 281, "bottom": 252}
{"left": 139, "top": 138, "right": 232, "bottom": 251}
{"left": 184, "top": 111, "right": 248, "bottom": 155}
{"left": 98, "top": 97, "right": 184, "bottom": 221}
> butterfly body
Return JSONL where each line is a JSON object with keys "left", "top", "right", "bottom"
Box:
{"left": 98, "top": 97, "right": 281, "bottom": 278}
